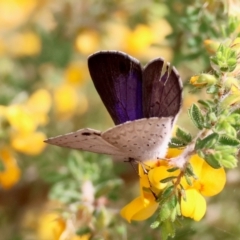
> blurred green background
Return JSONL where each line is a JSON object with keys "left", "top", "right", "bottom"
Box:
{"left": 0, "top": 0, "right": 240, "bottom": 239}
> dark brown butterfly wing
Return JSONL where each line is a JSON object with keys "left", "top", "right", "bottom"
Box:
{"left": 142, "top": 58, "right": 182, "bottom": 118}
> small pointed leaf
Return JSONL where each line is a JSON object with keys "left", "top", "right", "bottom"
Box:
{"left": 169, "top": 137, "right": 186, "bottom": 148}
{"left": 189, "top": 104, "right": 204, "bottom": 130}
{"left": 176, "top": 127, "right": 192, "bottom": 144}
{"left": 219, "top": 135, "right": 240, "bottom": 146}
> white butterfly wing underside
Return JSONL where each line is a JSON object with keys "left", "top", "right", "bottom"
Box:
{"left": 44, "top": 128, "right": 126, "bottom": 157}
{"left": 45, "top": 117, "right": 174, "bottom": 161}
{"left": 102, "top": 117, "right": 173, "bottom": 161}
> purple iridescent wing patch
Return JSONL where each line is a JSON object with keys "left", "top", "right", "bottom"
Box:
{"left": 88, "top": 51, "right": 143, "bottom": 125}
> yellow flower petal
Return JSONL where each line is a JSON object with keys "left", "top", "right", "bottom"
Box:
{"left": 11, "top": 131, "right": 46, "bottom": 155}
{"left": 54, "top": 84, "right": 78, "bottom": 120}
{"left": 148, "top": 165, "right": 170, "bottom": 189}
{"left": 52, "top": 218, "right": 66, "bottom": 240}
{"left": 6, "top": 105, "right": 37, "bottom": 133}
{"left": 181, "top": 189, "right": 206, "bottom": 221}
{"left": 0, "top": 147, "right": 21, "bottom": 189}
{"left": 26, "top": 89, "right": 52, "bottom": 126}
{"left": 27, "top": 89, "right": 51, "bottom": 115}
{"left": 75, "top": 30, "right": 100, "bottom": 55}
{"left": 198, "top": 161, "right": 226, "bottom": 196}
{"left": 120, "top": 193, "right": 158, "bottom": 222}
{"left": 166, "top": 148, "right": 183, "bottom": 158}
{"left": 64, "top": 62, "right": 87, "bottom": 86}
{"left": 37, "top": 213, "right": 64, "bottom": 240}
{"left": 124, "top": 24, "right": 154, "bottom": 55}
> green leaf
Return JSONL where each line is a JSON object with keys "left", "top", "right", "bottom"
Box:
{"left": 188, "top": 104, "right": 204, "bottom": 129}
{"left": 169, "top": 137, "right": 186, "bottom": 148}
{"left": 215, "top": 145, "right": 238, "bottom": 155}
{"left": 179, "top": 185, "right": 187, "bottom": 201}
{"left": 198, "top": 99, "right": 214, "bottom": 110}
{"left": 184, "top": 174, "right": 192, "bottom": 186}
{"left": 206, "top": 85, "right": 218, "bottom": 94}
{"left": 160, "top": 176, "right": 177, "bottom": 183}
{"left": 195, "top": 132, "right": 219, "bottom": 150}
{"left": 215, "top": 120, "right": 237, "bottom": 137}
{"left": 150, "top": 221, "right": 160, "bottom": 229}
{"left": 167, "top": 167, "right": 179, "bottom": 172}
{"left": 176, "top": 127, "right": 192, "bottom": 144}
{"left": 227, "top": 113, "right": 240, "bottom": 125}
{"left": 76, "top": 226, "right": 91, "bottom": 236}
{"left": 159, "top": 202, "right": 171, "bottom": 222}
{"left": 219, "top": 135, "right": 240, "bottom": 146}
{"left": 221, "top": 155, "right": 237, "bottom": 168}
{"left": 204, "top": 153, "right": 222, "bottom": 169}
{"left": 185, "top": 164, "right": 198, "bottom": 179}
{"left": 160, "top": 219, "right": 176, "bottom": 240}
{"left": 161, "top": 185, "right": 174, "bottom": 201}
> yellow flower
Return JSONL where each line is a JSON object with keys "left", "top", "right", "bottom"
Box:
{"left": 0, "top": 147, "right": 21, "bottom": 189}
{"left": 180, "top": 189, "right": 206, "bottom": 221}
{"left": 64, "top": 62, "right": 88, "bottom": 86}
{"left": 7, "top": 31, "right": 41, "bottom": 57}
{"left": 37, "top": 213, "right": 65, "bottom": 240}
{"left": 6, "top": 105, "right": 37, "bottom": 134}
{"left": 120, "top": 191, "right": 158, "bottom": 222}
{"left": 54, "top": 84, "right": 88, "bottom": 120}
{"left": 189, "top": 74, "right": 217, "bottom": 88}
{"left": 204, "top": 39, "right": 220, "bottom": 54}
{"left": 75, "top": 30, "right": 100, "bottom": 55}
{"left": 124, "top": 24, "right": 154, "bottom": 56}
{"left": 11, "top": 131, "right": 46, "bottom": 155}
{"left": 121, "top": 149, "right": 226, "bottom": 222}
{"left": 26, "top": 89, "right": 52, "bottom": 126}
{"left": 105, "top": 19, "right": 172, "bottom": 60}
{"left": 0, "top": 0, "right": 38, "bottom": 31}
{"left": 54, "top": 84, "right": 79, "bottom": 120}
{"left": 1, "top": 89, "right": 51, "bottom": 155}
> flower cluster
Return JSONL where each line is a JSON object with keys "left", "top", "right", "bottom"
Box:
{"left": 121, "top": 149, "right": 226, "bottom": 222}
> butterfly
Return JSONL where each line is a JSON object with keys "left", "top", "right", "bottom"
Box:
{"left": 45, "top": 51, "right": 182, "bottom": 162}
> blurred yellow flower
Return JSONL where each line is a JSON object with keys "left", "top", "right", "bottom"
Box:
{"left": 0, "top": 89, "right": 51, "bottom": 155}
{"left": 105, "top": 19, "right": 172, "bottom": 60}
{"left": 6, "top": 105, "right": 37, "bottom": 134}
{"left": 0, "top": 0, "right": 38, "bottom": 31}
{"left": 75, "top": 30, "right": 100, "bottom": 55}
{"left": 7, "top": 31, "right": 41, "bottom": 57}
{"left": 121, "top": 148, "right": 226, "bottom": 222}
{"left": 26, "top": 89, "right": 52, "bottom": 126}
{"left": 124, "top": 24, "right": 154, "bottom": 55}
{"left": 204, "top": 39, "right": 220, "bottom": 54}
{"left": 11, "top": 131, "right": 46, "bottom": 155}
{"left": 189, "top": 74, "right": 217, "bottom": 88}
{"left": 37, "top": 213, "right": 65, "bottom": 240}
{"left": 54, "top": 84, "right": 88, "bottom": 120}
{"left": 64, "top": 62, "right": 88, "bottom": 86}
{"left": 0, "top": 147, "right": 21, "bottom": 189}
{"left": 54, "top": 84, "right": 79, "bottom": 120}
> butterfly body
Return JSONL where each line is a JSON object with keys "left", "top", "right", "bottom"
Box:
{"left": 45, "top": 51, "right": 183, "bottom": 162}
